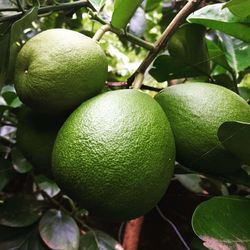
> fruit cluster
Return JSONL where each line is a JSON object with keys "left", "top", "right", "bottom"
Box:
{"left": 15, "top": 29, "right": 250, "bottom": 221}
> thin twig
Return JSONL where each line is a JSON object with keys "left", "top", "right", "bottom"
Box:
{"left": 0, "top": 0, "right": 92, "bottom": 22}
{"left": 90, "top": 11, "right": 154, "bottom": 50}
{"left": 105, "top": 82, "right": 163, "bottom": 92}
{"left": 127, "top": 0, "right": 203, "bottom": 88}
{"left": 156, "top": 205, "right": 191, "bottom": 250}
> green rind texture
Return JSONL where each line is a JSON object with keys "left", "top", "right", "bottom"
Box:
{"left": 155, "top": 82, "right": 250, "bottom": 174}
{"left": 52, "top": 89, "right": 175, "bottom": 221}
{"left": 15, "top": 29, "right": 108, "bottom": 115}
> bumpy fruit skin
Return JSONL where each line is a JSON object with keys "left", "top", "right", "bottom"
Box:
{"left": 52, "top": 89, "right": 175, "bottom": 221}
{"left": 16, "top": 108, "right": 65, "bottom": 177}
{"left": 155, "top": 82, "right": 250, "bottom": 174}
{"left": 15, "top": 29, "right": 108, "bottom": 115}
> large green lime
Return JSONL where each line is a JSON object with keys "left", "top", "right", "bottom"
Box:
{"left": 14, "top": 29, "right": 108, "bottom": 115}
{"left": 155, "top": 82, "right": 250, "bottom": 174}
{"left": 52, "top": 89, "right": 175, "bottom": 221}
{"left": 16, "top": 107, "right": 65, "bottom": 177}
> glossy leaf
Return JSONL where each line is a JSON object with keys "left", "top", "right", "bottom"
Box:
{"left": 187, "top": 3, "right": 250, "bottom": 43}
{"left": 218, "top": 121, "right": 250, "bottom": 165}
{"left": 0, "top": 195, "right": 43, "bottom": 227}
{"left": 39, "top": 209, "right": 80, "bottom": 250}
{"left": 111, "top": 0, "right": 142, "bottom": 29}
{"left": 224, "top": 0, "right": 250, "bottom": 18}
{"left": 239, "top": 86, "right": 250, "bottom": 101}
{"left": 206, "top": 39, "right": 232, "bottom": 72}
{"left": 192, "top": 196, "right": 250, "bottom": 250}
{"left": 150, "top": 24, "right": 210, "bottom": 81}
{"left": 79, "top": 230, "right": 123, "bottom": 250}
{"left": 145, "top": 0, "right": 162, "bottom": 12}
{"left": 89, "top": 0, "right": 106, "bottom": 11}
{"left": 11, "top": 147, "right": 33, "bottom": 173}
{"left": 1, "top": 85, "right": 22, "bottom": 108}
{"left": 0, "top": 224, "right": 50, "bottom": 250}
{"left": 216, "top": 33, "right": 250, "bottom": 77}
{"left": 35, "top": 175, "right": 60, "bottom": 197}
{"left": 7, "top": 5, "right": 38, "bottom": 81}
{"left": 176, "top": 174, "right": 228, "bottom": 195}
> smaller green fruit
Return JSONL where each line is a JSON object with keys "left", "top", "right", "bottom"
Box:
{"left": 16, "top": 107, "right": 65, "bottom": 177}
{"left": 155, "top": 82, "right": 250, "bottom": 174}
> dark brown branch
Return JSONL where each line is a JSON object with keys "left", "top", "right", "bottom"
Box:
{"left": 105, "top": 82, "right": 163, "bottom": 92}
{"left": 0, "top": 0, "right": 92, "bottom": 22}
{"left": 128, "top": 0, "right": 203, "bottom": 88}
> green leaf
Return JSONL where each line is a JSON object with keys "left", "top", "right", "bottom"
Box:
{"left": 111, "top": 0, "right": 142, "bottom": 29}
{"left": 7, "top": 5, "right": 38, "bottom": 82}
{"left": 39, "top": 209, "right": 80, "bottom": 250}
{"left": 0, "top": 195, "right": 43, "bottom": 227}
{"left": 224, "top": 0, "right": 250, "bottom": 18}
{"left": 187, "top": 3, "right": 250, "bottom": 43}
{"left": 35, "top": 175, "right": 60, "bottom": 197}
{"left": 79, "top": 230, "right": 123, "bottom": 250}
{"left": 216, "top": 33, "right": 250, "bottom": 77}
{"left": 88, "top": 0, "right": 106, "bottom": 12}
{"left": 206, "top": 39, "right": 232, "bottom": 72}
{"left": 176, "top": 174, "right": 228, "bottom": 195}
{"left": 0, "top": 158, "right": 15, "bottom": 191}
{"left": 238, "top": 86, "right": 250, "bottom": 101}
{"left": 218, "top": 121, "right": 250, "bottom": 165}
{"left": 0, "top": 224, "right": 50, "bottom": 250}
{"left": 11, "top": 147, "right": 33, "bottom": 173}
{"left": 150, "top": 24, "right": 210, "bottom": 81}
{"left": 1, "top": 85, "right": 22, "bottom": 108}
{"left": 145, "top": 0, "right": 162, "bottom": 12}
{"left": 192, "top": 196, "right": 250, "bottom": 250}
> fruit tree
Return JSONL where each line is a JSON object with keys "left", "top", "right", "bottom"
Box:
{"left": 0, "top": 0, "right": 250, "bottom": 250}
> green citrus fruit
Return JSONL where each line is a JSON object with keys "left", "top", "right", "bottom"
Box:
{"left": 16, "top": 107, "right": 65, "bottom": 177}
{"left": 52, "top": 89, "right": 175, "bottom": 221}
{"left": 14, "top": 29, "right": 108, "bottom": 115}
{"left": 155, "top": 82, "right": 250, "bottom": 174}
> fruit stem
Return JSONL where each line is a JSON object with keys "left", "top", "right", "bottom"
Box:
{"left": 127, "top": 0, "right": 203, "bottom": 87}
{"left": 131, "top": 73, "right": 144, "bottom": 89}
{"left": 122, "top": 217, "right": 144, "bottom": 250}
{"left": 92, "top": 24, "right": 111, "bottom": 42}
